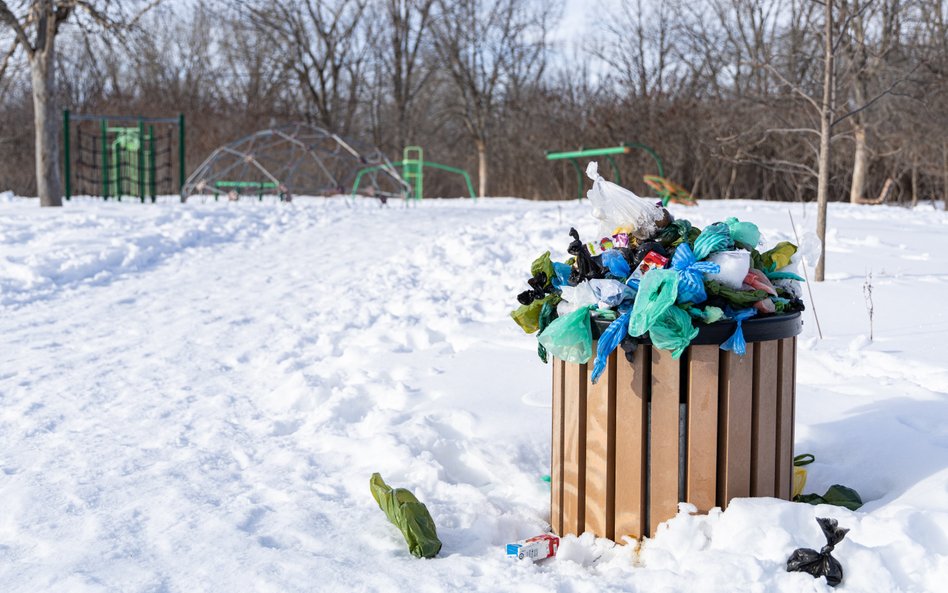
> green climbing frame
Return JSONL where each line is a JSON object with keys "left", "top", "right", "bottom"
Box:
{"left": 545, "top": 143, "right": 665, "bottom": 200}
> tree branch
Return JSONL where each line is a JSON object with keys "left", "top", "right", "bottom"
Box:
{"left": 0, "top": 0, "right": 34, "bottom": 56}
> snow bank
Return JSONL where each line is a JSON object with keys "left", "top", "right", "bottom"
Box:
{"left": 1, "top": 195, "right": 946, "bottom": 592}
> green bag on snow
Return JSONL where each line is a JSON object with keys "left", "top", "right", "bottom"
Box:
{"left": 370, "top": 473, "right": 442, "bottom": 558}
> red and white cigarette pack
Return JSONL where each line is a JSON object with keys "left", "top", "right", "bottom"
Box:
{"left": 506, "top": 534, "right": 559, "bottom": 561}
{"left": 630, "top": 250, "right": 669, "bottom": 279}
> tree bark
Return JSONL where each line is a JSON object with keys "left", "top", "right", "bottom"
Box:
{"left": 475, "top": 137, "right": 487, "bottom": 198}
{"left": 815, "top": 0, "right": 834, "bottom": 282}
{"left": 30, "top": 46, "right": 62, "bottom": 207}
{"left": 849, "top": 120, "right": 868, "bottom": 203}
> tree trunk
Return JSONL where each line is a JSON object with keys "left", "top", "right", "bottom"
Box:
{"left": 815, "top": 0, "right": 834, "bottom": 282}
{"left": 943, "top": 141, "right": 947, "bottom": 211}
{"left": 475, "top": 138, "right": 487, "bottom": 198}
{"left": 911, "top": 157, "right": 918, "bottom": 208}
{"left": 849, "top": 119, "right": 868, "bottom": 203}
{"left": 30, "top": 48, "right": 62, "bottom": 207}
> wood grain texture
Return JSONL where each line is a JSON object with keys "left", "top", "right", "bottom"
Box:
{"left": 775, "top": 339, "right": 795, "bottom": 500}
{"left": 751, "top": 341, "right": 779, "bottom": 497}
{"left": 717, "top": 345, "right": 754, "bottom": 508}
{"left": 562, "top": 360, "right": 587, "bottom": 535}
{"left": 614, "top": 348, "right": 648, "bottom": 541}
{"left": 649, "top": 348, "right": 680, "bottom": 536}
{"left": 686, "top": 345, "right": 719, "bottom": 513}
{"left": 584, "top": 344, "right": 616, "bottom": 539}
{"left": 551, "top": 357, "right": 565, "bottom": 534}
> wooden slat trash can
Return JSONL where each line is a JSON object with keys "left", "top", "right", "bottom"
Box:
{"left": 549, "top": 312, "right": 803, "bottom": 541}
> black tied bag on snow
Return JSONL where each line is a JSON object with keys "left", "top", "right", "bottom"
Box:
{"left": 787, "top": 517, "right": 849, "bottom": 587}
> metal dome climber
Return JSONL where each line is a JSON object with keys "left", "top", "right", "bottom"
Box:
{"left": 181, "top": 123, "right": 410, "bottom": 202}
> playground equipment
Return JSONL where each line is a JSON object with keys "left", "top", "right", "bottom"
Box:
{"left": 63, "top": 110, "right": 185, "bottom": 202}
{"left": 351, "top": 146, "right": 476, "bottom": 201}
{"left": 545, "top": 143, "right": 695, "bottom": 205}
{"left": 182, "top": 123, "right": 409, "bottom": 202}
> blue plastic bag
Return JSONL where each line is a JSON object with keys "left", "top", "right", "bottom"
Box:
{"left": 600, "top": 249, "right": 631, "bottom": 279}
{"left": 552, "top": 262, "right": 572, "bottom": 289}
{"left": 589, "top": 278, "right": 636, "bottom": 308}
{"left": 720, "top": 308, "right": 757, "bottom": 356}
{"left": 671, "top": 243, "right": 720, "bottom": 304}
{"left": 591, "top": 310, "right": 631, "bottom": 384}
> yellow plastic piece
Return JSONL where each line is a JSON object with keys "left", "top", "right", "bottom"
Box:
{"left": 792, "top": 466, "right": 808, "bottom": 499}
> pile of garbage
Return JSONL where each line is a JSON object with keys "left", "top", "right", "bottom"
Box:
{"left": 511, "top": 162, "right": 805, "bottom": 382}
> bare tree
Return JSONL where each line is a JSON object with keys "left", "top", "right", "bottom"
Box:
{"left": 244, "top": 0, "right": 371, "bottom": 135}
{"left": 0, "top": 0, "right": 158, "bottom": 206}
{"left": 378, "top": 0, "right": 436, "bottom": 150}
{"left": 433, "top": 0, "right": 556, "bottom": 197}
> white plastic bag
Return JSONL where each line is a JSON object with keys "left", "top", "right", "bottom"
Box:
{"left": 705, "top": 250, "right": 750, "bottom": 289}
{"left": 585, "top": 162, "right": 665, "bottom": 240}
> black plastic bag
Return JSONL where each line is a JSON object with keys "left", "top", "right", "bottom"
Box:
{"left": 787, "top": 517, "right": 848, "bottom": 587}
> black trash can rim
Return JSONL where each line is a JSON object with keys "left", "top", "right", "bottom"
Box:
{"left": 592, "top": 311, "right": 803, "bottom": 346}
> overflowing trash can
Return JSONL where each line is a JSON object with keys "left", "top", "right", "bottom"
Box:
{"left": 510, "top": 162, "right": 809, "bottom": 541}
{"left": 550, "top": 313, "right": 801, "bottom": 541}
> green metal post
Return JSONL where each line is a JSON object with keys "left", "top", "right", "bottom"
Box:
{"left": 63, "top": 110, "right": 71, "bottom": 201}
{"left": 606, "top": 155, "right": 621, "bottom": 185}
{"left": 178, "top": 113, "right": 186, "bottom": 193}
{"left": 149, "top": 125, "right": 157, "bottom": 202}
{"left": 101, "top": 119, "right": 109, "bottom": 200}
{"left": 138, "top": 118, "right": 146, "bottom": 203}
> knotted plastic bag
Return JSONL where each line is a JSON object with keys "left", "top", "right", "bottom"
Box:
{"left": 650, "top": 306, "right": 699, "bottom": 359}
{"left": 693, "top": 222, "right": 734, "bottom": 260}
{"left": 589, "top": 278, "right": 636, "bottom": 308}
{"left": 600, "top": 249, "right": 631, "bottom": 279}
{"left": 720, "top": 307, "right": 756, "bottom": 356}
{"left": 510, "top": 293, "right": 557, "bottom": 334}
{"left": 537, "top": 305, "right": 595, "bottom": 364}
{"left": 370, "top": 473, "right": 442, "bottom": 559}
{"left": 786, "top": 517, "right": 848, "bottom": 587}
{"left": 759, "top": 241, "right": 797, "bottom": 270}
{"left": 558, "top": 281, "right": 597, "bottom": 315}
{"left": 585, "top": 161, "right": 665, "bottom": 240}
{"left": 591, "top": 310, "right": 631, "bottom": 384}
{"left": 628, "top": 269, "right": 679, "bottom": 337}
{"left": 671, "top": 243, "right": 720, "bottom": 304}
{"left": 725, "top": 217, "right": 761, "bottom": 249}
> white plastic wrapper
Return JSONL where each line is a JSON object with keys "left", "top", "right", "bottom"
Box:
{"left": 705, "top": 250, "right": 750, "bottom": 289}
{"left": 557, "top": 281, "right": 597, "bottom": 316}
{"left": 585, "top": 161, "right": 665, "bottom": 240}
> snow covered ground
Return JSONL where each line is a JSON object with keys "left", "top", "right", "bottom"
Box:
{"left": 1, "top": 191, "right": 947, "bottom": 592}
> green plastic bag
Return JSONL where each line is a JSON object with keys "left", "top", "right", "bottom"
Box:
{"left": 795, "top": 484, "right": 863, "bottom": 511}
{"left": 537, "top": 305, "right": 595, "bottom": 364}
{"left": 536, "top": 299, "right": 559, "bottom": 363}
{"left": 650, "top": 306, "right": 699, "bottom": 359}
{"left": 628, "top": 269, "right": 679, "bottom": 337}
{"left": 510, "top": 293, "right": 557, "bottom": 334}
{"left": 530, "top": 251, "right": 555, "bottom": 288}
{"left": 687, "top": 305, "right": 725, "bottom": 324}
{"left": 370, "top": 473, "right": 442, "bottom": 559}
{"left": 705, "top": 280, "right": 769, "bottom": 307}
{"left": 758, "top": 241, "right": 797, "bottom": 270}
{"left": 725, "top": 217, "right": 761, "bottom": 250}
